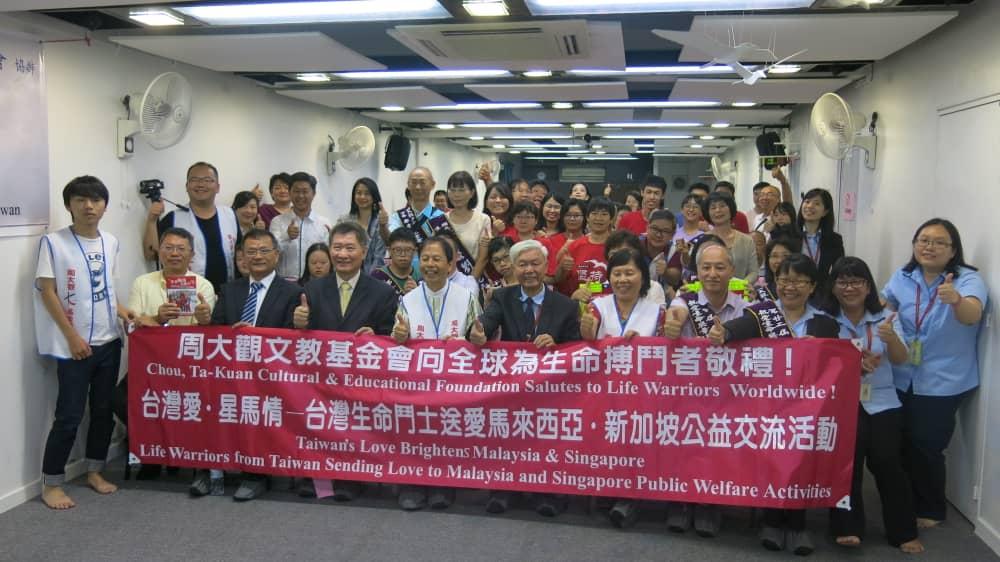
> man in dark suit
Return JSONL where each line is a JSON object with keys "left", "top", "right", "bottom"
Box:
{"left": 193, "top": 228, "right": 302, "bottom": 501}
{"left": 470, "top": 239, "right": 581, "bottom": 515}
{"left": 292, "top": 220, "right": 397, "bottom": 500}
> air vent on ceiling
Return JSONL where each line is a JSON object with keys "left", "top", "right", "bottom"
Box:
{"left": 560, "top": 166, "right": 606, "bottom": 183}
{"left": 389, "top": 20, "right": 590, "bottom": 63}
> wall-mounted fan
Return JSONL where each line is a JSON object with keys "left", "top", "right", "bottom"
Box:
{"left": 326, "top": 126, "right": 376, "bottom": 174}
{"left": 811, "top": 92, "right": 878, "bottom": 169}
{"left": 116, "top": 72, "right": 192, "bottom": 159}
{"left": 710, "top": 156, "right": 736, "bottom": 181}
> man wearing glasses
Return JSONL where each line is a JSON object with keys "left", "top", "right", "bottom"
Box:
{"left": 143, "top": 161, "right": 240, "bottom": 293}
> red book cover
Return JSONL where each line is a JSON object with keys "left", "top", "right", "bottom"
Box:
{"left": 166, "top": 276, "right": 197, "bottom": 316}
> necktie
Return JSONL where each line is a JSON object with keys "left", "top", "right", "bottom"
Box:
{"left": 240, "top": 282, "right": 263, "bottom": 325}
{"left": 523, "top": 298, "right": 535, "bottom": 341}
{"left": 339, "top": 281, "right": 352, "bottom": 315}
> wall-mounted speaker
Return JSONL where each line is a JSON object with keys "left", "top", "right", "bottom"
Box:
{"left": 384, "top": 134, "right": 411, "bottom": 171}
{"left": 756, "top": 131, "right": 786, "bottom": 170}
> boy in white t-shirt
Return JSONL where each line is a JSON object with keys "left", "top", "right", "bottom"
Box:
{"left": 34, "top": 175, "right": 135, "bottom": 510}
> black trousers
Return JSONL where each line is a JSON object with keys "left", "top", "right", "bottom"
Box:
{"left": 829, "top": 406, "right": 917, "bottom": 546}
{"left": 763, "top": 509, "right": 805, "bottom": 531}
{"left": 898, "top": 388, "right": 970, "bottom": 521}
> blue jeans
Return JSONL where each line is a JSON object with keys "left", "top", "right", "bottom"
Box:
{"left": 42, "top": 340, "right": 122, "bottom": 486}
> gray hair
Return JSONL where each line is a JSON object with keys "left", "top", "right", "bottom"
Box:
{"left": 510, "top": 239, "right": 548, "bottom": 263}
{"left": 330, "top": 220, "right": 369, "bottom": 249}
{"left": 695, "top": 242, "right": 733, "bottom": 267}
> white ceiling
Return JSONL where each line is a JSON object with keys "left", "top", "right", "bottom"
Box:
{"left": 669, "top": 77, "right": 854, "bottom": 104}
{"left": 0, "top": 0, "right": 163, "bottom": 9}
{"left": 466, "top": 81, "right": 630, "bottom": 102}
{"left": 360, "top": 110, "right": 489, "bottom": 123}
{"left": 277, "top": 86, "right": 453, "bottom": 109}
{"left": 109, "top": 32, "right": 386, "bottom": 73}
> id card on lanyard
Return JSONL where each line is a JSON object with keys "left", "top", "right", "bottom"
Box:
{"left": 849, "top": 323, "right": 874, "bottom": 402}
{"left": 909, "top": 280, "right": 938, "bottom": 366}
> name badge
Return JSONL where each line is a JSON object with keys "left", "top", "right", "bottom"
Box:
{"left": 908, "top": 339, "right": 923, "bottom": 366}
{"left": 860, "top": 383, "right": 872, "bottom": 403}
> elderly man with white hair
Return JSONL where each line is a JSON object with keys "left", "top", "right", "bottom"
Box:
{"left": 471, "top": 239, "right": 581, "bottom": 516}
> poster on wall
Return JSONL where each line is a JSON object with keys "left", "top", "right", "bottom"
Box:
{"left": 0, "top": 31, "right": 48, "bottom": 235}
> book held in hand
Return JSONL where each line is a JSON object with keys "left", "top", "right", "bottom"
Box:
{"left": 166, "top": 275, "right": 197, "bottom": 316}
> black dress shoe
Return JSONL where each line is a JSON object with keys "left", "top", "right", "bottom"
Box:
{"left": 428, "top": 487, "right": 455, "bottom": 509}
{"left": 485, "top": 491, "right": 510, "bottom": 514}
{"left": 136, "top": 464, "right": 162, "bottom": 481}
{"left": 234, "top": 478, "right": 269, "bottom": 502}
{"left": 332, "top": 480, "right": 363, "bottom": 502}
{"left": 189, "top": 470, "right": 210, "bottom": 497}
{"left": 534, "top": 494, "right": 567, "bottom": 517}
{"left": 609, "top": 499, "right": 639, "bottom": 528}
{"left": 297, "top": 478, "right": 316, "bottom": 498}
{"left": 398, "top": 486, "right": 427, "bottom": 511}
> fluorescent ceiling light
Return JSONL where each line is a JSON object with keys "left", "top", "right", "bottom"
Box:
{"left": 551, "top": 102, "right": 574, "bottom": 109}
{"left": 334, "top": 69, "right": 511, "bottom": 80}
{"left": 177, "top": 0, "right": 450, "bottom": 25}
{"left": 768, "top": 64, "right": 802, "bottom": 74}
{"left": 459, "top": 123, "right": 562, "bottom": 128}
{"left": 510, "top": 144, "right": 582, "bottom": 148}
{"left": 699, "top": 135, "right": 716, "bottom": 140}
{"left": 582, "top": 155, "right": 638, "bottom": 160}
{"left": 510, "top": 150, "right": 522, "bottom": 154}
{"left": 596, "top": 122, "right": 702, "bottom": 128}
{"left": 464, "top": 0, "right": 510, "bottom": 16}
{"left": 380, "top": 105, "right": 405, "bottom": 111}
{"left": 419, "top": 102, "right": 542, "bottom": 110}
{"left": 592, "top": 144, "right": 603, "bottom": 148}
{"left": 492, "top": 144, "right": 507, "bottom": 149}
{"left": 568, "top": 65, "right": 733, "bottom": 76}
{"left": 295, "top": 73, "right": 331, "bottom": 82}
{"left": 652, "top": 153, "right": 713, "bottom": 157}
{"left": 604, "top": 134, "right": 693, "bottom": 139}
{"left": 595, "top": 150, "right": 606, "bottom": 154}
{"left": 490, "top": 134, "right": 573, "bottom": 139}
{"left": 570, "top": 123, "right": 588, "bottom": 129}
{"left": 436, "top": 124, "right": 456, "bottom": 129}
{"left": 690, "top": 144, "right": 704, "bottom": 148}
{"left": 525, "top": 0, "right": 811, "bottom": 16}
{"left": 711, "top": 122, "right": 730, "bottom": 128}
{"left": 525, "top": 156, "right": 580, "bottom": 160}
{"left": 527, "top": 150, "right": 590, "bottom": 154}
{"left": 731, "top": 101, "right": 757, "bottom": 107}
{"left": 583, "top": 100, "right": 720, "bottom": 108}
{"left": 468, "top": 136, "right": 485, "bottom": 140}
{"left": 523, "top": 70, "right": 553, "bottom": 78}
{"left": 129, "top": 9, "right": 184, "bottom": 26}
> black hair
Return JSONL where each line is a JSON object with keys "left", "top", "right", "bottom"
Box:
{"left": 387, "top": 226, "right": 418, "bottom": 248}
{"left": 186, "top": 161, "right": 218, "bottom": 181}
{"left": 903, "top": 218, "right": 977, "bottom": 276}
{"left": 625, "top": 190, "right": 641, "bottom": 206}
{"left": 643, "top": 174, "right": 667, "bottom": 193}
{"left": 607, "top": 249, "right": 651, "bottom": 298}
{"left": 681, "top": 193, "right": 704, "bottom": 209}
{"left": 529, "top": 179, "right": 550, "bottom": 192}
{"left": 773, "top": 201, "right": 797, "bottom": 221}
{"left": 688, "top": 233, "right": 725, "bottom": 269}
{"left": 299, "top": 243, "right": 331, "bottom": 286}
{"left": 714, "top": 180, "right": 736, "bottom": 195}
{"left": 797, "top": 188, "right": 836, "bottom": 234}
{"left": 764, "top": 236, "right": 802, "bottom": 290}
{"left": 330, "top": 220, "right": 369, "bottom": 248}
{"left": 570, "top": 182, "right": 592, "bottom": 199}
{"left": 687, "top": 182, "right": 710, "bottom": 195}
{"left": 777, "top": 253, "right": 820, "bottom": 284}
{"left": 158, "top": 227, "right": 194, "bottom": 248}
{"left": 509, "top": 201, "right": 540, "bottom": 231}
{"left": 243, "top": 228, "right": 278, "bottom": 249}
{"left": 752, "top": 181, "right": 772, "bottom": 193}
{"left": 539, "top": 192, "right": 566, "bottom": 227}
{"left": 483, "top": 181, "right": 514, "bottom": 223}
{"left": 288, "top": 171, "right": 317, "bottom": 191}
{"left": 484, "top": 235, "right": 515, "bottom": 281}
{"left": 349, "top": 177, "right": 383, "bottom": 216}
{"left": 825, "top": 256, "right": 884, "bottom": 316}
{"left": 648, "top": 208, "right": 677, "bottom": 226}
{"left": 62, "top": 175, "right": 109, "bottom": 208}
{"left": 559, "top": 198, "right": 588, "bottom": 233}
{"left": 268, "top": 172, "right": 291, "bottom": 193}
{"left": 702, "top": 191, "right": 737, "bottom": 225}
{"left": 231, "top": 190, "right": 259, "bottom": 212}
{"left": 586, "top": 196, "right": 616, "bottom": 217}
{"left": 420, "top": 235, "right": 454, "bottom": 263}
{"left": 445, "top": 171, "right": 478, "bottom": 210}
{"left": 433, "top": 189, "right": 448, "bottom": 202}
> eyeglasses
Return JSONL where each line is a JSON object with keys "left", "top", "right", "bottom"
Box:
{"left": 331, "top": 245, "right": 360, "bottom": 253}
{"left": 160, "top": 245, "right": 190, "bottom": 254}
{"left": 187, "top": 176, "right": 216, "bottom": 185}
{"left": 914, "top": 238, "right": 952, "bottom": 249}
{"left": 564, "top": 213, "right": 584, "bottom": 219}
{"left": 834, "top": 279, "right": 868, "bottom": 290}
{"left": 648, "top": 226, "right": 674, "bottom": 237}
{"left": 776, "top": 278, "right": 813, "bottom": 288}
{"left": 243, "top": 248, "right": 274, "bottom": 257}
{"left": 514, "top": 214, "right": 536, "bottom": 221}
{"left": 390, "top": 247, "right": 415, "bottom": 256}
{"left": 682, "top": 204, "right": 701, "bottom": 210}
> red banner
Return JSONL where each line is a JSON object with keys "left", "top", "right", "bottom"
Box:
{"left": 128, "top": 327, "right": 861, "bottom": 508}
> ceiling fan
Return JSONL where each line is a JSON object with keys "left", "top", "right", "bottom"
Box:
{"left": 653, "top": 28, "right": 806, "bottom": 86}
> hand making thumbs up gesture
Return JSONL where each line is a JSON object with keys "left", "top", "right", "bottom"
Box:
{"left": 468, "top": 318, "right": 487, "bottom": 346}
{"left": 663, "top": 307, "right": 686, "bottom": 339}
{"left": 293, "top": 294, "right": 310, "bottom": 329}
{"left": 707, "top": 316, "right": 727, "bottom": 346}
{"left": 878, "top": 311, "right": 899, "bottom": 343}
{"left": 392, "top": 311, "right": 411, "bottom": 344}
{"left": 580, "top": 305, "right": 598, "bottom": 340}
{"left": 938, "top": 273, "right": 960, "bottom": 305}
{"left": 194, "top": 293, "right": 212, "bottom": 325}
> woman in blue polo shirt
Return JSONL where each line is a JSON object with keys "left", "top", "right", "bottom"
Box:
{"left": 827, "top": 257, "right": 923, "bottom": 553}
{"left": 882, "top": 218, "right": 987, "bottom": 529}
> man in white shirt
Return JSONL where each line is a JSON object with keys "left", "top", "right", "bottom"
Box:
{"left": 270, "top": 171, "right": 333, "bottom": 280}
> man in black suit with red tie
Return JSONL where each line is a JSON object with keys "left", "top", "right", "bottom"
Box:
{"left": 292, "top": 220, "right": 397, "bottom": 500}
{"left": 470, "top": 239, "right": 581, "bottom": 515}
{"left": 193, "top": 228, "right": 302, "bottom": 502}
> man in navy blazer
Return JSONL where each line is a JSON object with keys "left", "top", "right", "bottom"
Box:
{"left": 292, "top": 220, "right": 396, "bottom": 500}
{"left": 196, "top": 228, "right": 302, "bottom": 502}
{"left": 470, "top": 239, "right": 580, "bottom": 516}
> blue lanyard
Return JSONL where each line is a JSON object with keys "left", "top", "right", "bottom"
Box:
{"left": 612, "top": 296, "right": 637, "bottom": 336}
{"left": 422, "top": 281, "right": 451, "bottom": 339}
{"left": 70, "top": 228, "right": 112, "bottom": 344}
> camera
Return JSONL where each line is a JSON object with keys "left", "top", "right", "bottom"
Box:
{"left": 139, "top": 179, "right": 164, "bottom": 202}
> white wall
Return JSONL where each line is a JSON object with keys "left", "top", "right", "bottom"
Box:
{"left": 723, "top": 1, "right": 1000, "bottom": 552}
{"left": 0, "top": 14, "right": 484, "bottom": 512}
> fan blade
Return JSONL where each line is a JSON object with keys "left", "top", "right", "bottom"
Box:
{"left": 768, "top": 49, "right": 808, "bottom": 69}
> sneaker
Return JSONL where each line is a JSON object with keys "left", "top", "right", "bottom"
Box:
{"left": 787, "top": 530, "right": 814, "bottom": 556}
{"left": 609, "top": 500, "right": 639, "bottom": 529}
{"left": 759, "top": 525, "right": 785, "bottom": 551}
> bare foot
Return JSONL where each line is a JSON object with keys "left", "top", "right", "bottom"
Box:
{"left": 901, "top": 539, "right": 925, "bottom": 553}
{"left": 42, "top": 485, "right": 76, "bottom": 510}
{"left": 836, "top": 535, "right": 861, "bottom": 547}
{"left": 916, "top": 517, "right": 941, "bottom": 529}
{"left": 86, "top": 472, "right": 118, "bottom": 494}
